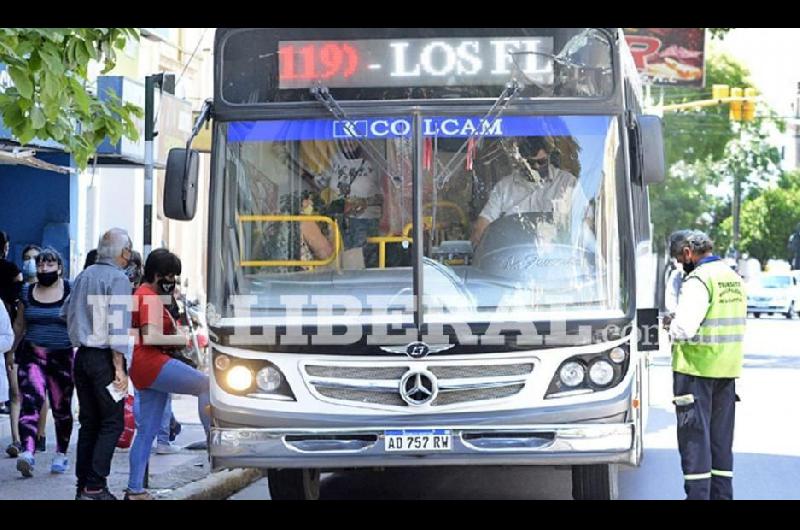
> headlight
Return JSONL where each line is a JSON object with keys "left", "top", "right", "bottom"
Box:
{"left": 214, "top": 354, "right": 231, "bottom": 371}
{"left": 226, "top": 365, "right": 254, "bottom": 391}
{"left": 588, "top": 360, "right": 614, "bottom": 386}
{"left": 559, "top": 362, "right": 586, "bottom": 387}
{"left": 255, "top": 366, "right": 283, "bottom": 392}
{"left": 608, "top": 347, "right": 626, "bottom": 364}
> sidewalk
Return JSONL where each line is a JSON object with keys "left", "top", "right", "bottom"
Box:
{"left": 0, "top": 394, "right": 249, "bottom": 500}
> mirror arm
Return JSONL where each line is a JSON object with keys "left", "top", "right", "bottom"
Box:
{"left": 182, "top": 98, "right": 214, "bottom": 188}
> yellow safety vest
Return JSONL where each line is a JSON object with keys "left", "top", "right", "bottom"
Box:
{"left": 673, "top": 260, "right": 746, "bottom": 378}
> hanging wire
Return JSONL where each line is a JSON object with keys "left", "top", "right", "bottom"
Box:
{"left": 154, "top": 28, "right": 210, "bottom": 126}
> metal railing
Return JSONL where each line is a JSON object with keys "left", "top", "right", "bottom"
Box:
{"left": 237, "top": 214, "right": 341, "bottom": 268}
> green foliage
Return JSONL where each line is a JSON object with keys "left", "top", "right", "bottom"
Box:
{"left": 0, "top": 28, "right": 143, "bottom": 169}
{"left": 717, "top": 125, "right": 782, "bottom": 191}
{"left": 650, "top": 51, "right": 786, "bottom": 253}
{"left": 708, "top": 28, "right": 733, "bottom": 40}
{"left": 651, "top": 158, "right": 722, "bottom": 251}
{"left": 716, "top": 170, "right": 800, "bottom": 263}
{"left": 722, "top": 186, "right": 800, "bottom": 265}
{"left": 661, "top": 53, "right": 752, "bottom": 166}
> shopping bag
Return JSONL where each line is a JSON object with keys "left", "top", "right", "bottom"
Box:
{"left": 116, "top": 394, "right": 136, "bottom": 449}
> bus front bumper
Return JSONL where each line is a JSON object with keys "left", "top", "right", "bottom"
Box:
{"left": 209, "top": 422, "right": 635, "bottom": 470}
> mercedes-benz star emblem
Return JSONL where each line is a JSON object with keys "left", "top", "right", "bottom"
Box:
{"left": 399, "top": 370, "right": 438, "bottom": 406}
{"left": 406, "top": 341, "right": 430, "bottom": 359}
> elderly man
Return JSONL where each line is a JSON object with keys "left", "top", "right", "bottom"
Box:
{"left": 668, "top": 230, "right": 746, "bottom": 500}
{"left": 63, "top": 228, "right": 134, "bottom": 500}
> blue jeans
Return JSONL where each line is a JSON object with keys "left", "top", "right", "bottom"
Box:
{"left": 134, "top": 391, "right": 172, "bottom": 445}
{"left": 127, "top": 359, "right": 210, "bottom": 493}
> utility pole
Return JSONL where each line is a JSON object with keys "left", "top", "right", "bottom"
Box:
{"left": 731, "top": 136, "right": 742, "bottom": 260}
{"left": 143, "top": 72, "right": 166, "bottom": 489}
{"left": 729, "top": 87, "right": 757, "bottom": 260}
{"left": 143, "top": 73, "right": 176, "bottom": 259}
{"left": 144, "top": 73, "right": 164, "bottom": 260}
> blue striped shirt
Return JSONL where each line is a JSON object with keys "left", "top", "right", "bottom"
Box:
{"left": 61, "top": 259, "right": 133, "bottom": 362}
{"left": 21, "top": 281, "right": 72, "bottom": 349}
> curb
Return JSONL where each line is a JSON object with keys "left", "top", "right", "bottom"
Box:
{"left": 162, "top": 468, "right": 266, "bottom": 500}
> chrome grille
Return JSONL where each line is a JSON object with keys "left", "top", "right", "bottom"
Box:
{"left": 316, "top": 387, "right": 406, "bottom": 407}
{"left": 429, "top": 364, "right": 533, "bottom": 379}
{"left": 433, "top": 384, "right": 525, "bottom": 406}
{"left": 303, "top": 361, "right": 533, "bottom": 409}
{"left": 305, "top": 365, "right": 408, "bottom": 379}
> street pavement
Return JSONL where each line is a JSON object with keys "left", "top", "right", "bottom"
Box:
{"left": 0, "top": 393, "right": 209, "bottom": 500}
{"left": 230, "top": 315, "right": 800, "bottom": 500}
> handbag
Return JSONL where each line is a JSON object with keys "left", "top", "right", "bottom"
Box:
{"left": 166, "top": 348, "right": 198, "bottom": 369}
{"left": 160, "top": 303, "right": 198, "bottom": 370}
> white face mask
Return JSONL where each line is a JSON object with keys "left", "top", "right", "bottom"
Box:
{"left": 23, "top": 259, "right": 37, "bottom": 278}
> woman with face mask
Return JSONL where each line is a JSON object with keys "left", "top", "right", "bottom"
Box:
{"left": 19, "top": 244, "right": 50, "bottom": 454}
{"left": 125, "top": 248, "right": 210, "bottom": 500}
{"left": 10, "top": 248, "right": 75, "bottom": 477}
{"left": 126, "top": 249, "right": 181, "bottom": 454}
{"left": 21, "top": 245, "right": 41, "bottom": 285}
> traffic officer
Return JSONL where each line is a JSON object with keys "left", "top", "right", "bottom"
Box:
{"left": 667, "top": 230, "right": 745, "bottom": 500}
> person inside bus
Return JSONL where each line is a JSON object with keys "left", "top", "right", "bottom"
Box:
{"left": 314, "top": 139, "right": 382, "bottom": 267}
{"left": 470, "top": 136, "right": 577, "bottom": 247}
{"left": 299, "top": 223, "right": 335, "bottom": 269}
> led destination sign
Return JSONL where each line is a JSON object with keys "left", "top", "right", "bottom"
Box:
{"left": 278, "top": 37, "right": 554, "bottom": 89}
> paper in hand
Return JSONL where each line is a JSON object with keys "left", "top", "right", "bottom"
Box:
{"left": 106, "top": 382, "right": 126, "bottom": 402}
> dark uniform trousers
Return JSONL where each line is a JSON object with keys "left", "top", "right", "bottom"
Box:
{"left": 673, "top": 372, "right": 737, "bottom": 500}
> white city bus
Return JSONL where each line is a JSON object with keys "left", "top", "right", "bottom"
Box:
{"left": 164, "top": 28, "right": 666, "bottom": 499}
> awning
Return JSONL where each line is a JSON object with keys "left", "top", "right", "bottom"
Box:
{"left": 0, "top": 147, "right": 73, "bottom": 174}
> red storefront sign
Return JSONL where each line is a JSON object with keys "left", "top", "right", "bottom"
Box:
{"left": 624, "top": 28, "right": 706, "bottom": 87}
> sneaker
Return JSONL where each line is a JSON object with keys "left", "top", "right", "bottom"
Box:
{"left": 16, "top": 451, "right": 34, "bottom": 478}
{"left": 154, "top": 442, "right": 181, "bottom": 454}
{"left": 78, "top": 488, "right": 118, "bottom": 501}
{"left": 123, "top": 489, "right": 154, "bottom": 500}
{"left": 36, "top": 436, "right": 46, "bottom": 452}
{"left": 5, "top": 441, "right": 22, "bottom": 458}
{"left": 51, "top": 453, "right": 69, "bottom": 474}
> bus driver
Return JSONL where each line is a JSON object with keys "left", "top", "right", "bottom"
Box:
{"left": 471, "top": 137, "right": 577, "bottom": 246}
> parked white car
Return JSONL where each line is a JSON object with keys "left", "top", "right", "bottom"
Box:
{"left": 747, "top": 273, "right": 800, "bottom": 319}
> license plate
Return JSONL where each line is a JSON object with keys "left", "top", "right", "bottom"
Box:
{"left": 384, "top": 429, "right": 452, "bottom": 452}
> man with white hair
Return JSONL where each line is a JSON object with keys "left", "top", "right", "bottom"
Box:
{"left": 63, "top": 228, "right": 133, "bottom": 500}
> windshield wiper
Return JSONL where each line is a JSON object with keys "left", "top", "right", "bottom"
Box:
{"left": 310, "top": 83, "right": 400, "bottom": 187}
{"left": 433, "top": 78, "right": 522, "bottom": 189}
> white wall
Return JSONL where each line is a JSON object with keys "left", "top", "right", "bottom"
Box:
{"left": 75, "top": 166, "right": 144, "bottom": 274}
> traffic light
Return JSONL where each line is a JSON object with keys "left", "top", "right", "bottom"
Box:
{"left": 712, "top": 84, "right": 730, "bottom": 100}
{"left": 742, "top": 87, "right": 757, "bottom": 122}
{"left": 729, "top": 87, "right": 743, "bottom": 121}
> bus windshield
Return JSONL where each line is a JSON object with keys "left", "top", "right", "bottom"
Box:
{"left": 213, "top": 114, "right": 626, "bottom": 324}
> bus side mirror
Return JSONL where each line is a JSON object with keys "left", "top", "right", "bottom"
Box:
{"left": 164, "top": 148, "right": 199, "bottom": 221}
{"left": 640, "top": 115, "right": 665, "bottom": 185}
